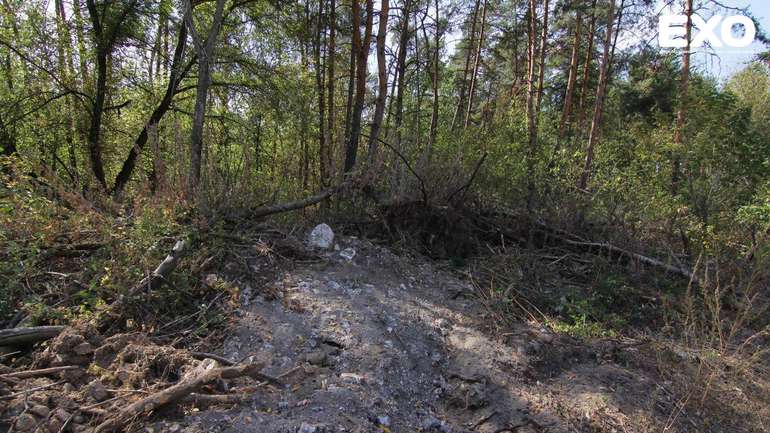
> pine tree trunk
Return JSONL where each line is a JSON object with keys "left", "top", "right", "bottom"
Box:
{"left": 343, "top": 0, "right": 373, "bottom": 173}
{"left": 315, "top": 0, "right": 327, "bottom": 186}
{"left": 342, "top": 0, "right": 357, "bottom": 161}
{"left": 427, "top": 0, "right": 440, "bottom": 160}
{"left": 534, "top": 0, "right": 549, "bottom": 117}
{"left": 464, "top": 0, "right": 487, "bottom": 129}
{"left": 366, "top": 0, "right": 390, "bottom": 163}
{"left": 525, "top": 0, "right": 539, "bottom": 210}
{"left": 451, "top": 0, "right": 480, "bottom": 131}
{"left": 558, "top": 8, "right": 582, "bottom": 142}
{"left": 393, "top": 0, "right": 412, "bottom": 158}
{"left": 326, "top": 0, "right": 336, "bottom": 178}
{"left": 575, "top": 0, "right": 597, "bottom": 143}
{"left": 578, "top": 0, "right": 616, "bottom": 190}
{"left": 671, "top": 0, "right": 692, "bottom": 196}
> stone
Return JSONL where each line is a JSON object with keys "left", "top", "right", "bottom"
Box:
{"left": 203, "top": 274, "right": 219, "bottom": 288}
{"left": 62, "top": 367, "right": 87, "bottom": 383}
{"left": 29, "top": 404, "right": 50, "bottom": 418}
{"left": 15, "top": 413, "right": 37, "bottom": 431}
{"left": 73, "top": 342, "right": 94, "bottom": 355}
{"left": 308, "top": 223, "right": 334, "bottom": 249}
{"left": 51, "top": 408, "right": 71, "bottom": 421}
{"left": 339, "top": 248, "right": 356, "bottom": 261}
{"left": 304, "top": 350, "right": 328, "bottom": 366}
{"left": 86, "top": 379, "right": 110, "bottom": 402}
{"left": 297, "top": 423, "right": 318, "bottom": 433}
{"left": 377, "top": 415, "right": 391, "bottom": 427}
{"left": 420, "top": 415, "right": 443, "bottom": 431}
{"left": 340, "top": 373, "right": 364, "bottom": 384}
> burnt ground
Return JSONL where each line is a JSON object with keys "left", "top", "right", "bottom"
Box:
{"left": 150, "top": 232, "right": 728, "bottom": 433}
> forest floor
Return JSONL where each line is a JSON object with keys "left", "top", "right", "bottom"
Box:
{"left": 153, "top": 231, "right": 711, "bottom": 433}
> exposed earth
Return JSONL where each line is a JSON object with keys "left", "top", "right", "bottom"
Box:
{"left": 162, "top": 233, "right": 684, "bottom": 433}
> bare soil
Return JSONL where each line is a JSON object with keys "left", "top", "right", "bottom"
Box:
{"left": 165, "top": 234, "right": 716, "bottom": 433}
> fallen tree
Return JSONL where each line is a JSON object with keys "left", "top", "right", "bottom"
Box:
{"left": 251, "top": 181, "right": 350, "bottom": 218}
{"left": 0, "top": 326, "right": 65, "bottom": 346}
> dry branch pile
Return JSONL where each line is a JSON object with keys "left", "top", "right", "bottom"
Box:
{"left": 0, "top": 326, "right": 276, "bottom": 432}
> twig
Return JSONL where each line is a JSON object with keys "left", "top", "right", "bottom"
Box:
{"left": 362, "top": 133, "right": 429, "bottom": 204}
{"left": 446, "top": 152, "right": 488, "bottom": 205}
{"left": 0, "top": 380, "right": 65, "bottom": 400}
{"left": 1, "top": 366, "right": 78, "bottom": 380}
{"left": 190, "top": 351, "right": 234, "bottom": 366}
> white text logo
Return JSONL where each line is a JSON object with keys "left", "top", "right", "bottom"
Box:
{"left": 659, "top": 14, "right": 756, "bottom": 48}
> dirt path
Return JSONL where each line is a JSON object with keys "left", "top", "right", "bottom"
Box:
{"left": 170, "top": 234, "right": 668, "bottom": 433}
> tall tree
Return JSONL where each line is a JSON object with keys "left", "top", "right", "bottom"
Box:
{"left": 84, "top": 0, "right": 139, "bottom": 189}
{"left": 112, "top": 20, "right": 190, "bottom": 195}
{"left": 534, "top": 0, "right": 549, "bottom": 117}
{"left": 578, "top": 0, "right": 616, "bottom": 190}
{"left": 464, "top": 0, "right": 487, "bottom": 128}
{"left": 525, "top": 0, "right": 539, "bottom": 210}
{"left": 184, "top": 0, "right": 227, "bottom": 196}
{"left": 392, "top": 0, "right": 412, "bottom": 159}
{"left": 55, "top": 0, "right": 79, "bottom": 183}
{"left": 671, "top": 0, "right": 693, "bottom": 195}
{"left": 366, "top": 0, "right": 390, "bottom": 163}
{"left": 427, "top": 0, "right": 440, "bottom": 159}
{"left": 343, "top": 0, "right": 373, "bottom": 173}
{"left": 558, "top": 5, "right": 583, "bottom": 142}
{"left": 451, "top": 0, "right": 480, "bottom": 130}
{"left": 326, "top": 0, "right": 336, "bottom": 179}
{"left": 575, "top": 0, "right": 597, "bottom": 142}
{"left": 525, "top": 0, "right": 538, "bottom": 159}
{"left": 315, "top": 0, "right": 327, "bottom": 185}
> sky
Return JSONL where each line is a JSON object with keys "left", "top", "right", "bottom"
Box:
{"left": 658, "top": 0, "right": 770, "bottom": 82}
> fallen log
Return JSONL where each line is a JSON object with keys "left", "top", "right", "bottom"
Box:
{"left": 531, "top": 220, "right": 697, "bottom": 282}
{"left": 251, "top": 181, "right": 349, "bottom": 218}
{"left": 560, "top": 238, "right": 696, "bottom": 282}
{"left": 0, "top": 326, "right": 65, "bottom": 346}
{"left": 93, "top": 360, "right": 265, "bottom": 433}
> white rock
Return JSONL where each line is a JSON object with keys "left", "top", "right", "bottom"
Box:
{"left": 339, "top": 247, "right": 356, "bottom": 261}
{"left": 298, "top": 423, "right": 318, "bottom": 433}
{"left": 308, "top": 223, "right": 334, "bottom": 249}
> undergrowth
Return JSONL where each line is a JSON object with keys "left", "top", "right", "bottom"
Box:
{"left": 0, "top": 163, "right": 242, "bottom": 346}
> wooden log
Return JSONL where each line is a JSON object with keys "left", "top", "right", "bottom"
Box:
{"left": 93, "top": 361, "right": 265, "bottom": 433}
{"left": 0, "top": 326, "right": 65, "bottom": 346}
{"left": 251, "top": 181, "right": 348, "bottom": 218}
